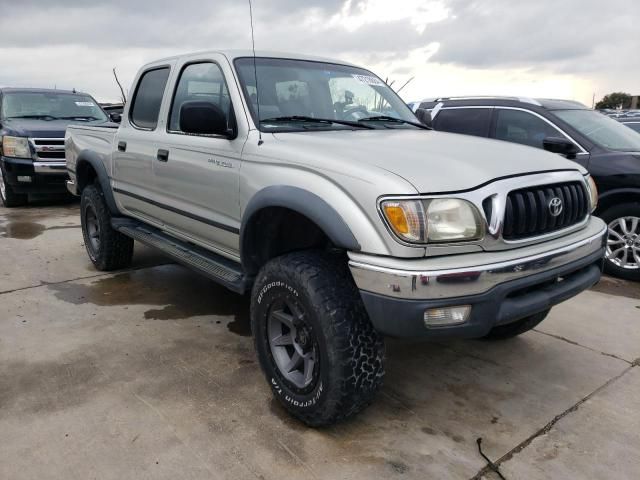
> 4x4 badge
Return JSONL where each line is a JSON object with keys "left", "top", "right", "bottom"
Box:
{"left": 548, "top": 197, "right": 563, "bottom": 217}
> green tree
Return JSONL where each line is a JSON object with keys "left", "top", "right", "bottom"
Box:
{"left": 595, "top": 92, "right": 632, "bottom": 109}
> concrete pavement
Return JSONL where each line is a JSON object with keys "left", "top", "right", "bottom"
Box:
{"left": 1, "top": 201, "right": 639, "bottom": 479}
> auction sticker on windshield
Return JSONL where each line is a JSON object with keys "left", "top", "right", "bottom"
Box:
{"left": 352, "top": 74, "right": 384, "bottom": 86}
{"left": 75, "top": 101, "right": 95, "bottom": 107}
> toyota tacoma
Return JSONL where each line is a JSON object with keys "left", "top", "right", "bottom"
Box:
{"left": 65, "top": 51, "right": 606, "bottom": 426}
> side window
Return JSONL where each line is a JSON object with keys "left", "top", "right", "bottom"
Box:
{"left": 129, "top": 67, "right": 170, "bottom": 130}
{"left": 495, "top": 109, "right": 565, "bottom": 149}
{"left": 168, "top": 62, "right": 231, "bottom": 132}
{"left": 433, "top": 108, "right": 492, "bottom": 137}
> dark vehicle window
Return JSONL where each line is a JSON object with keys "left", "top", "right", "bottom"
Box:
{"left": 168, "top": 62, "right": 231, "bottom": 133}
{"left": 433, "top": 108, "right": 491, "bottom": 137}
{"left": 130, "top": 67, "right": 170, "bottom": 129}
{"left": 495, "top": 109, "right": 564, "bottom": 149}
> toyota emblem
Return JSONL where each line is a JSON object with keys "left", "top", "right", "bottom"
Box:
{"left": 548, "top": 197, "right": 563, "bottom": 217}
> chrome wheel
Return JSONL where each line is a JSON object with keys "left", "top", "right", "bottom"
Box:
{"left": 606, "top": 216, "right": 640, "bottom": 270}
{"left": 267, "top": 299, "right": 318, "bottom": 390}
{"left": 0, "top": 167, "right": 6, "bottom": 201}
{"left": 84, "top": 206, "right": 101, "bottom": 254}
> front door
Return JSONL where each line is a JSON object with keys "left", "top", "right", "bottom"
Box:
{"left": 151, "top": 57, "right": 245, "bottom": 260}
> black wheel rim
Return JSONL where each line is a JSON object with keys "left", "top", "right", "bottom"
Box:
{"left": 606, "top": 216, "right": 640, "bottom": 270}
{"left": 267, "top": 298, "right": 319, "bottom": 390}
{"left": 85, "top": 206, "right": 101, "bottom": 254}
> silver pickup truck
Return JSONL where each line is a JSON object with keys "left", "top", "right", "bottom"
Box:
{"left": 66, "top": 50, "right": 606, "bottom": 426}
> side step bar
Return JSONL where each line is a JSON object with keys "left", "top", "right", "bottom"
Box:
{"left": 111, "top": 218, "right": 247, "bottom": 294}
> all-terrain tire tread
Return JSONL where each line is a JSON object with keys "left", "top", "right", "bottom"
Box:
{"left": 81, "top": 184, "right": 134, "bottom": 271}
{"left": 252, "top": 250, "right": 385, "bottom": 427}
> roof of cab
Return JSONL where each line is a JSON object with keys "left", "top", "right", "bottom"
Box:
{"left": 143, "top": 50, "right": 360, "bottom": 69}
{"left": 0, "top": 87, "right": 91, "bottom": 96}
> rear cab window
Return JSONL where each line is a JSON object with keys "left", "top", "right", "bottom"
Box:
{"left": 129, "top": 67, "right": 171, "bottom": 130}
{"left": 433, "top": 108, "right": 492, "bottom": 137}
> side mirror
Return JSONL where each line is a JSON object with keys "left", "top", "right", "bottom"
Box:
{"left": 415, "top": 108, "right": 433, "bottom": 128}
{"left": 109, "top": 112, "right": 122, "bottom": 123}
{"left": 543, "top": 137, "right": 579, "bottom": 159}
{"left": 180, "top": 101, "right": 229, "bottom": 136}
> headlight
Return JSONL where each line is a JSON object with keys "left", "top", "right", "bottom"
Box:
{"left": 586, "top": 175, "right": 598, "bottom": 212}
{"left": 425, "top": 198, "right": 484, "bottom": 242}
{"left": 2, "top": 136, "right": 30, "bottom": 158}
{"left": 381, "top": 198, "right": 483, "bottom": 244}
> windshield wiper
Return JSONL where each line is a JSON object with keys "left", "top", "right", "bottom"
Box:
{"left": 358, "top": 115, "right": 431, "bottom": 130}
{"left": 7, "top": 114, "right": 59, "bottom": 121}
{"left": 59, "top": 115, "right": 100, "bottom": 121}
{"left": 260, "top": 116, "right": 374, "bottom": 129}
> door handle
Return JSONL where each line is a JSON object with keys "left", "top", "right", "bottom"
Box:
{"left": 117, "top": 141, "right": 127, "bottom": 152}
{"left": 157, "top": 149, "right": 169, "bottom": 162}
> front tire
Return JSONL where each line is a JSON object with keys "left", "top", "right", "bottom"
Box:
{"left": 80, "top": 184, "right": 134, "bottom": 271}
{"left": 600, "top": 203, "right": 640, "bottom": 281}
{"left": 484, "top": 309, "right": 550, "bottom": 340}
{"left": 251, "top": 251, "right": 385, "bottom": 427}
{"left": 0, "top": 164, "right": 28, "bottom": 208}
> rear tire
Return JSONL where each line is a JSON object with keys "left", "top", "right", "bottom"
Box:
{"left": 484, "top": 309, "right": 550, "bottom": 340}
{"left": 0, "top": 164, "right": 28, "bottom": 208}
{"left": 600, "top": 203, "right": 640, "bottom": 282}
{"left": 251, "top": 250, "right": 385, "bottom": 427}
{"left": 80, "top": 183, "right": 134, "bottom": 271}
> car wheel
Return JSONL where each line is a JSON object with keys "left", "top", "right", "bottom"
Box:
{"left": 600, "top": 203, "right": 640, "bottom": 282}
{"left": 0, "top": 164, "right": 28, "bottom": 208}
{"left": 484, "top": 309, "right": 550, "bottom": 340}
{"left": 80, "top": 183, "right": 134, "bottom": 271}
{"left": 251, "top": 250, "right": 385, "bottom": 427}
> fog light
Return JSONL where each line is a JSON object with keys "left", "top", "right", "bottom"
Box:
{"left": 17, "top": 176, "right": 32, "bottom": 182}
{"left": 424, "top": 305, "right": 471, "bottom": 327}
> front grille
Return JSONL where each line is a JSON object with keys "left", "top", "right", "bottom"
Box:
{"left": 30, "top": 138, "right": 66, "bottom": 162}
{"left": 502, "top": 181, "right": 589, "bottom": 240}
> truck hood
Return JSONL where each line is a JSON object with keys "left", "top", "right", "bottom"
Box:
{"left": 1, "top": 118, "right": 110, "bottom": 138}
{"left": 272, "top": 129, "right": 586, "bottom": 193}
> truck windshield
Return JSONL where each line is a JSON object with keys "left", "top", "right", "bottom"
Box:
{"left": 553, "top": 109, "right": 640, "bottom": 152}
{"left": 234, "top": 57, "right": 420, "bottom": 132}
{"left": 1, "top": 92, "right": 108, "bottom": 123}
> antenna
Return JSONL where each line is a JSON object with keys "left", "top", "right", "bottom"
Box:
{"left": 248, "top": 0, "right": 263, "bottom": 145}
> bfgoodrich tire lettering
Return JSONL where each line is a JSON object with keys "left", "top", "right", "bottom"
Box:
{"left": 80, "top": 183, "right": 134, "bottom": 271}
{"left": 251, "top": 251, "right": 385, "bottom": 427}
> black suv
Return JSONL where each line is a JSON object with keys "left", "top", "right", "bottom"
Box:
{"left": 412, "top": 97, "right": 640, "bottom": 281}
{"left": 0, "top": 88, "right": 110, "bottom": 207}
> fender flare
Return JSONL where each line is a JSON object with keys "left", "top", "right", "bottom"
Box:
{"left": 240, "top": 185, "right": 361, "bottom": 261}
{"left": 75, "top": 150, "right": 119, "bottom": 215}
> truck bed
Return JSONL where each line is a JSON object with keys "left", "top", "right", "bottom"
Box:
{"left": 65, "top": 124, "right": 118, "bottom": 179}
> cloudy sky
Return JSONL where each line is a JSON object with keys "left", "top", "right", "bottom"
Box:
{"left": 0, "top": 0, "right": 637, "bottom": 106}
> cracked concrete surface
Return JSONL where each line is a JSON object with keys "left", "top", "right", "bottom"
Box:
{"left": 1, "top": 202, "right": 639, "bottom": 480}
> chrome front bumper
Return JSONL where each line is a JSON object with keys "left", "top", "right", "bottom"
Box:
{"left": 350, "top": 218, "right": 607, "bottom": 301}
{"left": 33, "top": 161, "right": 67, "bottom": 174}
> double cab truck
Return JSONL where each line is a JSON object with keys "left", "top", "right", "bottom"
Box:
{"left": 66, "top": 51, "right": 606, "bottom": 426}
{"left": 0, "top": 88, "right": 110, "bottom": 207}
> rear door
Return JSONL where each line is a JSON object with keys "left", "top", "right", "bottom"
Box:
{"left": 112, "top": 64, "right": 174, "bottom": 225}
{"left": 151, "top": 54, "right": 246, "bottom": 260}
